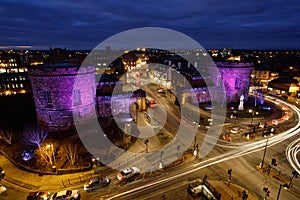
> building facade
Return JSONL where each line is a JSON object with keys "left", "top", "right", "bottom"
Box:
{"left": 0, "top": 50, "right": 31, "bottom": 96}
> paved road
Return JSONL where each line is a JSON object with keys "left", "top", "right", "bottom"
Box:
{"left": 1, "top": 86, "right": 300, "bottom": 199}
{"left": 80, "top": 95, "right": 300, "bottom": 199}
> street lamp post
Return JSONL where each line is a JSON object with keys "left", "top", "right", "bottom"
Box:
{"left": 193, "top": 121, "right": 197, "bottom": 151}
{"left": 276, "top": 184, "right": 283, "bottom": 200}
{"left": 260, "top": 139, "right": 269, "bottom": 169}
{"left": 144, "top": 139, "right": 149, "bottom": 153}
{"left": 249, "top": 109, "right": 259, "bottom": 125}
{"left": 124, "top": 123, "right": 131, "bottom": 150}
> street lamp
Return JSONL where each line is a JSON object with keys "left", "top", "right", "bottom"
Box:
{"left": 193, "top": 121, "right": 197, "bottom": 151}
{"left": 249, "top": 109, "right": 259, "bottom": 125}
{"left": 230, "top": 111, "right": 237, "bottom": 124}
{"left": 276, "top": 183, "right": 289, "bottom": 200}
{"left": 260, "top": 139, "right": 268, "bottom": 169}
{"left": 124, "top": 123, "right": 131, "bottom": 150}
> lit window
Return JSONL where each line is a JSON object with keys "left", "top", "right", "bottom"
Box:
{"left": 20, "top": 84, "right": 23, "bottom": 88}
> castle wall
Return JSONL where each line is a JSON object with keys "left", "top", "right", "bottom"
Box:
{"left": 217, "top": 64, "right": 252, "bottom": 102}
{"left": 28, "top": 65, "right": 96, "bottom": 129}
{"left": 179, "top": 63, "right": 252, "bottom": 104}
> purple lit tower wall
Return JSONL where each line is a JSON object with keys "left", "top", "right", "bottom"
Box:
{"left": 28, "top": 63, "right": 96, "bottom": 130}
{"left": 214, "top": 62, "right": 252, "bottom": 102}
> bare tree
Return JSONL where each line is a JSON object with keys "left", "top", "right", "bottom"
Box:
{"left": 36, "top": 144, "right": 55, "bottom": 165}
{"left": 0, "top": 129, "right": 13, "bottom": 145}
{"left": 23, "top": 127, "right": 48, "bottom": 148}
{"left": 62, "top": 142, "right": 78, "bottom": 166}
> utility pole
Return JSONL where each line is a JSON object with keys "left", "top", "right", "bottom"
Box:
{"left": 276, "top": 184, "right": 282, "bottom": 200}
{"left": 261, "top": 139, "right": 269, "bottom": 169}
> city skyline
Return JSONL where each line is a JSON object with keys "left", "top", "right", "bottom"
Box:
{"left": 1, "top": 0, "right": 299, "bottom": 50}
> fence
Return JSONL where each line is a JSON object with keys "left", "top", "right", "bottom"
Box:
{"left": 61, "top": 173, "right": 95, "bottom": 187}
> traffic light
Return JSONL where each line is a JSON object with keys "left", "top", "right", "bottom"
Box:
{"left": 292, "top": 170, "right": 299, "bottom": 178}
{"left": 271, "top": 158, "right": 277, "bottom": 166}
{"left": 228, "top": 169, "right": 232, "bottom": 175}
{"left": 144, "top": 139, "right": 149, "bottom": 144}
{"left": 263, "top": 187, "right": 270, "bottom": 197}
{"left": 242, "top": 190, "right": 248, "bottom": 200}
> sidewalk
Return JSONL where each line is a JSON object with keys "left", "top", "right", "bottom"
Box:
{"left": 0, "top": 154, "right": 95, "bottom": 192}
{"left": 257, "top": 165, "right": 300, "bottom": 197}
{"left": 209, "top": 180, "right": 258, "bottom": 200}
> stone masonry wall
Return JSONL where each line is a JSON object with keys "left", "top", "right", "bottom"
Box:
{"left": 28, "top": 66, "right": 96, "bottom": 129}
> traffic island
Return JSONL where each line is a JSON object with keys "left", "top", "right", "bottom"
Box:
{"left": 187, "top": 179, "right": 258, "bottom": 200}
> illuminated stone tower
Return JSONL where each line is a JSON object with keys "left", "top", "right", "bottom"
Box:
{"left": 215, "top": 62, "right": 252, "bottom": 102}
{"left": 28, "top": 63, "right": 96, "bottom": 130}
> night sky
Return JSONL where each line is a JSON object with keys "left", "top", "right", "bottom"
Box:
{"left": 0, "top": 0, "right": 299, "bottom": 50}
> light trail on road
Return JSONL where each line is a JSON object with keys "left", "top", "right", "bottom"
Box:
{"left": 107, "top": 95, "right": 300, "bottom": 200}
{"left": 286, "top": 138, "right": 300, "bottom": 175}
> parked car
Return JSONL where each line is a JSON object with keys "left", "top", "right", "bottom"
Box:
{"left": 84, "top": 176, "right": 110, "bottom": 191}
{"left": 0, "top": 184, "right": 6, "bottom": 194}
{"left": 50, "top": 190, "right": 80, "bottom": 200}
{"left": 26, "top": 191, "right": 51, "bottom": 200}
{"left": 117, "top": 167, "right": 140, "bottom": 182}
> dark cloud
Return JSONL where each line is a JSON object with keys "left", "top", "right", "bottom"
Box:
{"left": 0, "top": 0, "right": 299, "bottom": 49}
